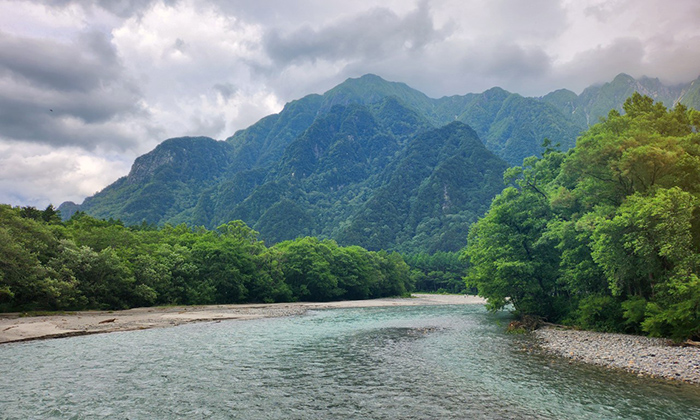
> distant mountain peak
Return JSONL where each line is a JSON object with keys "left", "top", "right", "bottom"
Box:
{"left": 356, "top": 73, "right": 386, "bottom": 81}
{"left": 319, "top": 73, "right": 433, "bottom": 116}
{"left": 612, "top": 72, "right": 635, "bottom": 83}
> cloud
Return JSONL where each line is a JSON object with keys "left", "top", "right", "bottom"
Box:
{"left": 110, "top": 0, "right": 282, "bottom": 139}
{"left": 548, "top": 0, "right": 700, "bottom": 91}
{"left": 0, "top": 29, "right": 149, "bottom": 150}
{"left": 264, "top": 1, "right": 450, "bottom": 67}
{"left": 257, "top": 1, "right": 571, "bottom": 98}
{"left": 0, "top": 30, "right": 120, "bottom": 92}
{"left": 485, "top": 0, "right": 568, "bottom": 42}
{"left": 0, "top": 141, "right": 133, "bottom": 207}
{"left": 42, "top": 0, "right": 178, "bottom": 18}
{"left": 643, "top": 33, "right": 700, "bottom": 84}
{"left": 213, "top": 82, "right": 238, "bottom": 100}
{"left": 553, "top": 38, "right": 646, "bottom": 92}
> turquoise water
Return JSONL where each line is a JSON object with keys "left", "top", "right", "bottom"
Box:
{"left": 1, "top": 304, "right": 699, "bottom": 419}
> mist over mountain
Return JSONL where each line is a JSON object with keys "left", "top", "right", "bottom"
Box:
{"left": 60, "top": 73, "right": 700, "bottom": 252}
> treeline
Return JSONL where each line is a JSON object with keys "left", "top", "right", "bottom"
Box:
{"left": 0, "top": 207, "right": 412, "bottom": 312}
{"left": 403, "top": 252, "right": 470, "bottom": 294}
{"left": 464, "top": 93, "right": 700, "bottom": 341}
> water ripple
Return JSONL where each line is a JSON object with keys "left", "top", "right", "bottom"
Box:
{"left": 1, "top": 305, "right": 699, "bottom": 419}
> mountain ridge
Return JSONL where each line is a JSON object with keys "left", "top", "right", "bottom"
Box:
{"left": 59, "top": 73, "right": 700, "bottom": 252}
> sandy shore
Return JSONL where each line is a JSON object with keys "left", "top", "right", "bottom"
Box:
{"left": 0, "top": 294, "right": 485, "bottom": 344}
{"left": 535, "top": 326, "right": 700, "bottom": 385}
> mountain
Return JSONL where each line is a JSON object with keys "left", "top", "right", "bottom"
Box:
{"left": 76, "top": 137, "right": 233, "bottom": 225}
{"left": 336, "top": 122, "right": 506, "bottom": 252}
{"left": 542, "top": 73, "right": 700, "bottom": 127}
{"left": 60, "top": 73, "right": 700, "bottom": 252}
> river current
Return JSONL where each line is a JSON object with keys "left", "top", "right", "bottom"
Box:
{"left": 1, "top": 304, "right": 699, "bottom": 419}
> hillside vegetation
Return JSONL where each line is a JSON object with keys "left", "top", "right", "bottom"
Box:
{"left": 5, "top": 90, "right": 700, "bottom": 342}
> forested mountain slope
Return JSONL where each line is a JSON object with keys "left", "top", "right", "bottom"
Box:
{"left": 60, "top": 74, "right": 700, "bottom": 252}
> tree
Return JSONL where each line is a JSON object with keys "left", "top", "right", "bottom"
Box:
{"left": 591, "top": 188, "right": 700, "bottom": 339}
{"left": 464, "top": 186, "right": 561, "bottom": 318}
{"left": 274, "top": 237, "right": 342, "bottom": 301}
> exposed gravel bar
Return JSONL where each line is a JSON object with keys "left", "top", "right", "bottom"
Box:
{"left": 0, "top": 294, "right": 486, "bottom": 344}
{"left": 534, "top": 326, "right": 700, "bottom": 385}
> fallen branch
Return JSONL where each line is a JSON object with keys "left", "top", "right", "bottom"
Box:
{"left": 684, "top": 339, "right": 700, "bottom": 348}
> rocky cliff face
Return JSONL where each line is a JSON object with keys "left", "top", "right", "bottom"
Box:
{"left": 127, "top": 149, "right": 176, "bottom": 184}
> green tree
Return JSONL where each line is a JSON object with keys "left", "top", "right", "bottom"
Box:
{"left": 274, "top": 237, "right": 342, "bottom": 301}
{"left": 591, "top": 188, "right": 700, "bottom": 339}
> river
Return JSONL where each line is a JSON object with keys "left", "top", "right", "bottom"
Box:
{"left": 1, "top": 304, "right": 699, "bottom": 419}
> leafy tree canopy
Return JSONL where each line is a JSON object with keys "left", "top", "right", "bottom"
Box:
{"left": 0, "top": 207, "right": 412, "bottom": 312}
{"left": 464, "top": 93, "right": 700, "bottom": 341}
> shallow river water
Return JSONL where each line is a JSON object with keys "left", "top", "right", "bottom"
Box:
{"left": 1, "top": 304, "right": 699, "bottom": 419}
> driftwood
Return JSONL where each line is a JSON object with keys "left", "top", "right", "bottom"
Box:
{"left": 684, "top": 339, "right": 700, "bottom": 348}
{"left": 507, "top": 315, "right": 544, "bottom": 332}
{"left": 98, "top": 318, "right": 117, "bottom": 324}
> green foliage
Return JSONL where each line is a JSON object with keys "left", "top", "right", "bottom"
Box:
{"left": 337, "top": 121, "right": 507, "bottom": 252}
{"left": 67, "top": 137, "right": 234, "bottom": 227}
{"left": 270, "top": 237, "right": 411, "bottom": 301}
{"left": 573, "top": 294, "right": 625, "bottom": 333}
{"left": 0, "top": 208, "right": 411, "bottom": 311}
{"left": 404, "top": 252, "right": 468, "bottom": 293}
{"left": 60, "top": 74, "right": 700, "bottom": 255}
{"left": 465, "top": 95, "right": 700, "bottom": 341}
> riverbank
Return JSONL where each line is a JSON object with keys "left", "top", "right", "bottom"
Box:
{"left": 0, "top": 294, "right": 485, "bottom": 344}
{"left": 534, "top": 326, "right": 700, "bottom": 385}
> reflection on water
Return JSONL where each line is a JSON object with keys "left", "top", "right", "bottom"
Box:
{"left": 1, "top": 305, "right": 699, "bottom": 419}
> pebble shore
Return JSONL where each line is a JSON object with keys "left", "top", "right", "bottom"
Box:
{"left": 534, "top": 327, "right": 700, "bottom": 385}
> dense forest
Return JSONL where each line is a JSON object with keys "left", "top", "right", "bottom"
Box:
{"left": 464, "top": 93, "right": 700, "bottom": 341}
{"left": 62, "top": 74, "right": 700, "bottom": 253}
{"left": 0, "top": 207, "right": 414, "bottom": 312}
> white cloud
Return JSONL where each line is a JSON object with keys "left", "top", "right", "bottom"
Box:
{"left": 551, "top": 0, "right": 700, "bottom": 85}
{"left": 111, "top": 0, "right": 280, "bottom": 139}
{"left": 0, "top": 141, "right": 133, "bottom": 207}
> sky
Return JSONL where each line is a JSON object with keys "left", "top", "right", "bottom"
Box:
{"left": 1, "top": 0, "right": 699, "bottom": 208}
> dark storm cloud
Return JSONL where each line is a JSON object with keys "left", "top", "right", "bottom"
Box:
{"left": 264, "top": 1, "right": 450, "bottom": 66}
{"left": 0, "top": 30, "right": 120, "bottom": 92}
{"left": 0, "top": 92, "right": 143, "bottom": 150}
{"left": 0, "top": 30, "right": 146, "bottom": 150}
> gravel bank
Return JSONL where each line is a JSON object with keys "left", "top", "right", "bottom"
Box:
{"left": 534, "top": 326, "right": 700, "bottom": 385}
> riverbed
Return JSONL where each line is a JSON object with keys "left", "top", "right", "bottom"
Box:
{"left": 1, "top": 304, "right": 699, "bottom": 419}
